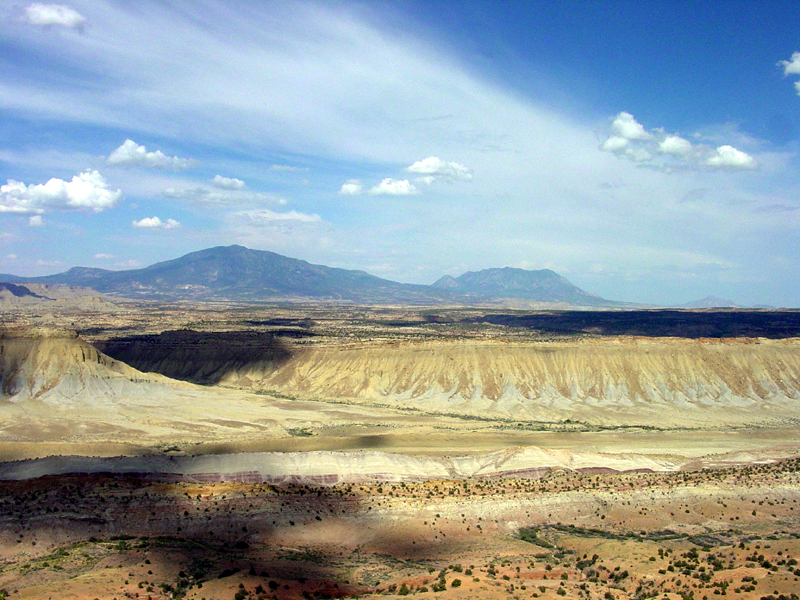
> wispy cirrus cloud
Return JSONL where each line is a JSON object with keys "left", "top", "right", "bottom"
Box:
{"left": 233, "top": 209, "right": 322, "bottom": 225}
{"left": 163, "top": 186, "right": 286, "bottom": 206}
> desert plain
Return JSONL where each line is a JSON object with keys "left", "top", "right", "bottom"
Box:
{"left": 2, "top": 298, "right": 800, "bottom": 600}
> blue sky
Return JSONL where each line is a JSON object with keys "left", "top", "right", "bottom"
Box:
{"left": 1, "top": 1, "right": 800, "bottom": 306}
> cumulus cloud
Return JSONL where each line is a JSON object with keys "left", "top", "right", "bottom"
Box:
{"left": 779, "top": 52, "right": 800, "bottom": 95}
{"left": 211, "top": 175, "right": 246, "bottom": 190}
{"left": 107, "top": 140, "right": 195, "bottom": 170}
{"left": 234, "top": 209, "right": 322, "bottom": 225}
{"left": 611, "top": 112, "right": 652, "bottom": 140}
{"left": 600, "top": 136, "right": 629, "bottom": 152}
{"left": 599, "top": 112, "right": 757, "bottom": 171}
{"left": 779, "top": 52, "right": 800, "bottom": 76}
{"left": 706, "top": 145, "right": 758, "bottom": 170}
{"left": 368, "top": 178, "right": 419, "bottom": 196}
{"left": 131, "top": 216, "right": 181, "bottom": 229}
{"left": 22, "top": 3, "right": 86, "bottom": 29}
{"left": 0, "top": 170, "right": 122, "bottom": 214}
{"left": 658, "top": 135, "right": 692, "bottom": 156}
{"left": 405, "top": 156, "right": 472, "bottom": 182}
{"left": 93, "top": 253, "right": 114, "bottom": 259}
{"left": 28, "top": 215, "right": 43, "bottom": 226}
{"left": 338, "top": 179, "right": 363, "bottom": 195}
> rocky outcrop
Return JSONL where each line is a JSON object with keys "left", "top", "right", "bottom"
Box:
{"left": 217, "top": 337, "right": 800, "bottom": 425}
{"left": 0, "top": 327, "right": 186, "bottom": 402}
{"left": 0, "top": 283, "right": 121, "bottom": 312}
{"left": 0, "top": 446, "right": 688, "bottom": 483}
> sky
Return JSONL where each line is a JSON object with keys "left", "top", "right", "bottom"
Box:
{"left": 1, "top": 0, "right": 800, "bottom": 307}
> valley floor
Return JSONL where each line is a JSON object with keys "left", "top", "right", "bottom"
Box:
{"left": 2, "top": 459, "right": 800, "bottom": 599}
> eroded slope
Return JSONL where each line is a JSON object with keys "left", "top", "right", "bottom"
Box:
{"left": 215, "top": 337, "right": 800, "bottom": 425}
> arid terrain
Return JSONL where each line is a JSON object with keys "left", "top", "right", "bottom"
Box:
{"left": 1, "top": 298, "right": 800, "bottom": 599}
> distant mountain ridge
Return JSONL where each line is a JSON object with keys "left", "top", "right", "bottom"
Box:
{"left": 681, "top": 295, "right": 740, "bottom": 309}
{"left": 3, "top": 245, "right": 622, "bottom": 306}
{"left": 433, "top": 266, "right": 610, "bottom": 307}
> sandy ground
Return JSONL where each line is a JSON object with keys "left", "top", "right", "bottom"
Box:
{"left": 2, "top": 459, "right": 800, "bottom": 599}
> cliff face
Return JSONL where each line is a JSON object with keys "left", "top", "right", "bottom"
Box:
{"left": 0, "top": 328, "right": 181, "bottom": 401}
{"left": 214, "top": 337, "right": 800, "bottom": 425}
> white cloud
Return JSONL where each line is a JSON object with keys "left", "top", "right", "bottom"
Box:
{"left": 611, "top": 112, "right": 652, "bottom": 140}
{"left": 269, "top": 164, "right": 308, "bottom": 172}
{"left": 600, "top": 112, "right": 758, "bottom": 172}
{"left": 5, "top": 254, "right": 17, "bottom": 260}
{"left": 28, "top": 215, "right": 43, "bottom": 226}
{"left": 779, "top": 52, "right": 800, "bottom": 76}
{"left": 600, "top": 136, "right": 629, "bottom": 152}
{"left": 211, "top": 175, "right": 246, "bottom": 190}
{"left": 368, "top": 178, "right": 419, "bottom": 196}
{"left": 163, "top": 186, "right": 286, "bottom": 206}
{"left": 777, "top": 53, "right": 800, "bottom": 96}
{"left": 659, "top": 135, "right": 692, "bottom": 156}
{"left": 93, "top": 253, "right": 114, "bottom": 259}
{"left": 338, "top": 179, "right": 363, "bottom": 195}
{"left": 405, "top": 156, "right": 472, "bottom": 181}
{"left": 706, "top": 145, "right": 757, "bottom": 170}
{"left": 132, "top": 216, "right": 181, "bottom": 229}
{"left": 107, "top": 139, "right": 195, "bottom": 170}
{"left": 22, "top": 3, "right": 85, "bottom": 29}
{"left": 0, "top": 170, "right": 122, "bottom": 214}
{"left": 234, "top": 209, "right": 322, "bottom": 225}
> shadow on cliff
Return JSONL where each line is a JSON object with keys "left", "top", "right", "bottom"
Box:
{"left": 94, "top": 328, "right": 315, "bottom": 385}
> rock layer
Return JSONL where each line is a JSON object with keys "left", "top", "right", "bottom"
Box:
{"left": 0, "top": 327, "right": 183, "bottom": 401}
{"left": 218, "top": 337, "right": 800, "bottom": 425}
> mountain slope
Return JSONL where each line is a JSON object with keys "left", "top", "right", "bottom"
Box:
{"left": 29, "top": 245, "right": 454, "bottom": 303}
{"left": 682, "top": 295, "right": 740, "bottom": 308}
{"left": 433, "top": 266, "right": 614, "bottom": 306}
{"left": 5, "top": 245, "right": 621, "bottom": 305}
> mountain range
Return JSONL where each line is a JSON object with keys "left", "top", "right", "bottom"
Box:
{"left": 1, "top": 244, "right": 623, "bottom": 306}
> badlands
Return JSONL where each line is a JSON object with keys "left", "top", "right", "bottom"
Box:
{"left": 1, "top": 300, "right": 800, "bottom": 599}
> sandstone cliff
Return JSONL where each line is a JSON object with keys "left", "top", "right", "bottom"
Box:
{"left": 217, "top": 337, "right": 800, "bottom": 425}
{"left": 0, "top": 327, "right": 184, "bottom": 402}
